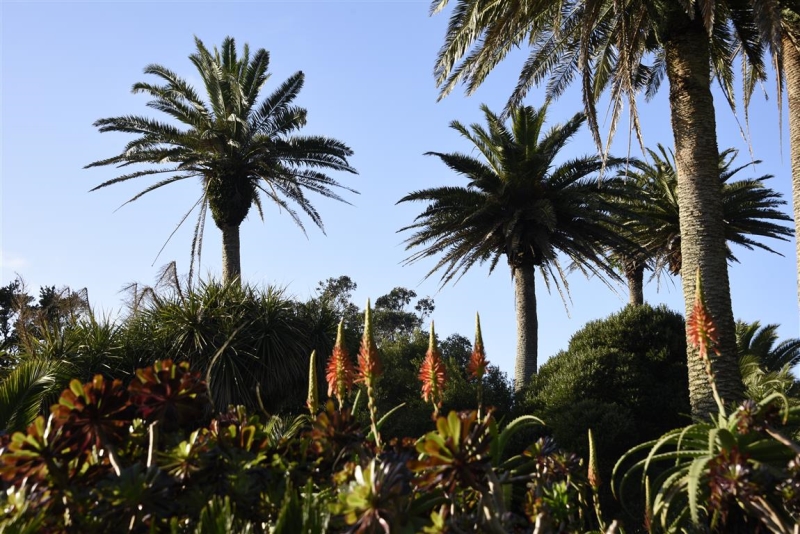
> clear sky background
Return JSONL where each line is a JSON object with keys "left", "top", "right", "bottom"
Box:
{"left": 2, "top": 0, "right": 798, "bottom": 381}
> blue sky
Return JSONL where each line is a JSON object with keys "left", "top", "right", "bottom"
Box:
{"left": 2, "top": 0, "right": 797, "bottom": 380}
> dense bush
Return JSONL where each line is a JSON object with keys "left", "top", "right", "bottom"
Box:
{"left": 0, "top": 279, "right": 334, "bottom": 430}
{"left": 517, "top": 304, "right": 690, "bottom": 527}
{"left": 522, "top": 304, "right": 689, "bottom": 449}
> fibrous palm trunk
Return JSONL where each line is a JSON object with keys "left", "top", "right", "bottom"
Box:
{"left": 513, "top": 265, "right": 537, "bottom": 392}
{"left": 220, "top": 223, "right": 242, "bottom": 284}
{"left": 664, "top": 19, "right": 744, "bottom": 418}
{"left": 625, "top": 259, "right": 645, "bottom": 306}
{"left": 784, "top": 28, "right": 800, "bottom": 325}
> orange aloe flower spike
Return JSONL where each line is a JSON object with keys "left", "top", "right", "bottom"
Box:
{"left": 686, "top": 269, "right": 720, "bottom": 358}
{"left": 326, "top": 320, "right": 355, "bottom": 407}
{"left": 419, "top": 322, "right": 447, "bottom": 413}
{"left": 467, "top": 312, "right": 488, "bottom": 381}
{"left": 357, "top": 300, "right": 382, "bottom": 383}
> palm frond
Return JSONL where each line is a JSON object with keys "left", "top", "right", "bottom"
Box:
{"left": 0, "top": 358, "right": 60, "bottom": 432}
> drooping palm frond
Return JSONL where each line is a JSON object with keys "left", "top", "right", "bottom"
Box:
{"left": 0, "top": 358, "right": 60, "bottom": 432}
{"left": 432, "top": 0, "right": 769, "bottom": 155}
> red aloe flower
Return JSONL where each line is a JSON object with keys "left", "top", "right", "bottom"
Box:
{"left": 419, "top": 322, "right": 447, "bottom": 412}
{"left": 686, "top": 269, "right": 720, "bottom": 358}
{"left": 326, "top": 320, "right": 356, "bottom": 406}
{"left": 467, "top": 312, "right": 488, "bottom": 381}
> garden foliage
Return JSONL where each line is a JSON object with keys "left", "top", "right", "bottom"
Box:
{"left": 0, "top": 362, "right": 599, "bottom": 532}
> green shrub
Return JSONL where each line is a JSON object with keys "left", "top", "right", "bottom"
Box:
{"left": 518, "top": 304, "right": 690, "bottom": 529}
{"left": 523, "top": 303, "right": 689, "bottom": 442}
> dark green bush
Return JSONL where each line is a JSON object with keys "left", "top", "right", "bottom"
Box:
{"left": 518, "top": 304, "right": 689, "bottom": 528}
{"left": 523, "top": 303, "right": 689, "bottom": 441}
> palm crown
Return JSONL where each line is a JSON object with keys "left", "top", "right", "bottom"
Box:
{"left": 399, "top": 104, "right": 629, "bottom": 388}
{"left": 86, "top": 36, "right": 357, "bottom": 282}
{"left": 617, "top": 145, "right": 792, "bottom": 280}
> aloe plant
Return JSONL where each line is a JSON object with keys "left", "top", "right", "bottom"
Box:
{"left": 614, "top": 274, "right": 800, "bottom": 532}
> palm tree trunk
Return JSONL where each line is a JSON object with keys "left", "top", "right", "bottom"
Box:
{"left": 625, "top": 259, "right": 645, "bottom": 306}
{"left": 784, "top": 28, "right": 800, "bottom": 327}
{"left": 513, "top": 265, "right": 537, "bottom": 392}
{"left": 220, "top": 223, "right": 242, "bottom": 284}
{"left": 664, "top": 20, "right": 743, "bottom": 419}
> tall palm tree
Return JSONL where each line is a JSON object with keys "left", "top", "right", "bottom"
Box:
{"left": 782, "top": 12, "right": 800, "bottom": 324}
{"left": 86, "top": 37, "right": 357, "bottom": 284}
{"left": 760, "top": 4, "right": 800, "bottom": 325}
{"left": 613, "top": 145, "right": 793, "bottom": 305}
{"left": 399, "top": 105, "right": 628, "bottom": 391}
{"left": 429, "top": 0, "right": 767, "bottom": 416}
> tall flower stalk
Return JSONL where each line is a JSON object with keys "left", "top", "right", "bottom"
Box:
{"left": 307, "top": 350, "right": 319, "bottom": 417}
{"left": 326, "top": 320, "right": 355, "bottom": 409}
{"left": 686, "top": 269, "right": 725, "bottom": 417}
{"left": 467, "top": 313, "right": 488, "bottom": 418}
{"left": 357, "top": 300, "right": 382, "bottom": 449}
{"left": 419, "top": 322, "right": 447, "bottom": 418}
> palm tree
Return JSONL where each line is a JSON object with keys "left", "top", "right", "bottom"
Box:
{"left": 399, "top": 104, "right": 628, "bottom": 391}
{"left": 613, "top": 145, "right": 793, "bottom": 305}
{"left": 429, "top": 0, "right": 768, "bottom": 416}
{"left": 782, "top": 11, "right": 800, "bottom": 323}
{"left": 759, "top": 4, "right": 800, "bottom": 325}
{"left": 86, "top": 37, "right": 357, "bottom": 284}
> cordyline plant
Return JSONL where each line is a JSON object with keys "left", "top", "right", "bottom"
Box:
{"left": 419, "top": 322, "right": 447, "bottom": 418}
{"left": 614, "top": 271, "right": 800, "bottom": 533}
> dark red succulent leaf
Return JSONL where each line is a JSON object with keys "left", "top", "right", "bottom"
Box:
{"left": 0, "top": 415, "right": 75, "bottom": 485}
{"left": 707, "top": 447, "right": 761, "bottom": 527}
{"left": 409, "top": 410, "right": 493, "bottom": 495}
{"left": 50, "top": 375, "right": 134, "bottom": 457}
{"left": 128, "top": 359, "right": 210, "bottom": 432}
{"left": 308, "top": 400, "right": 368, "bottom": 462}
{"left": 735, "top": 400, "right": 783, "bottom": 435}
{"left": 211, "top": 405, "right": 271, "bottom": 453}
